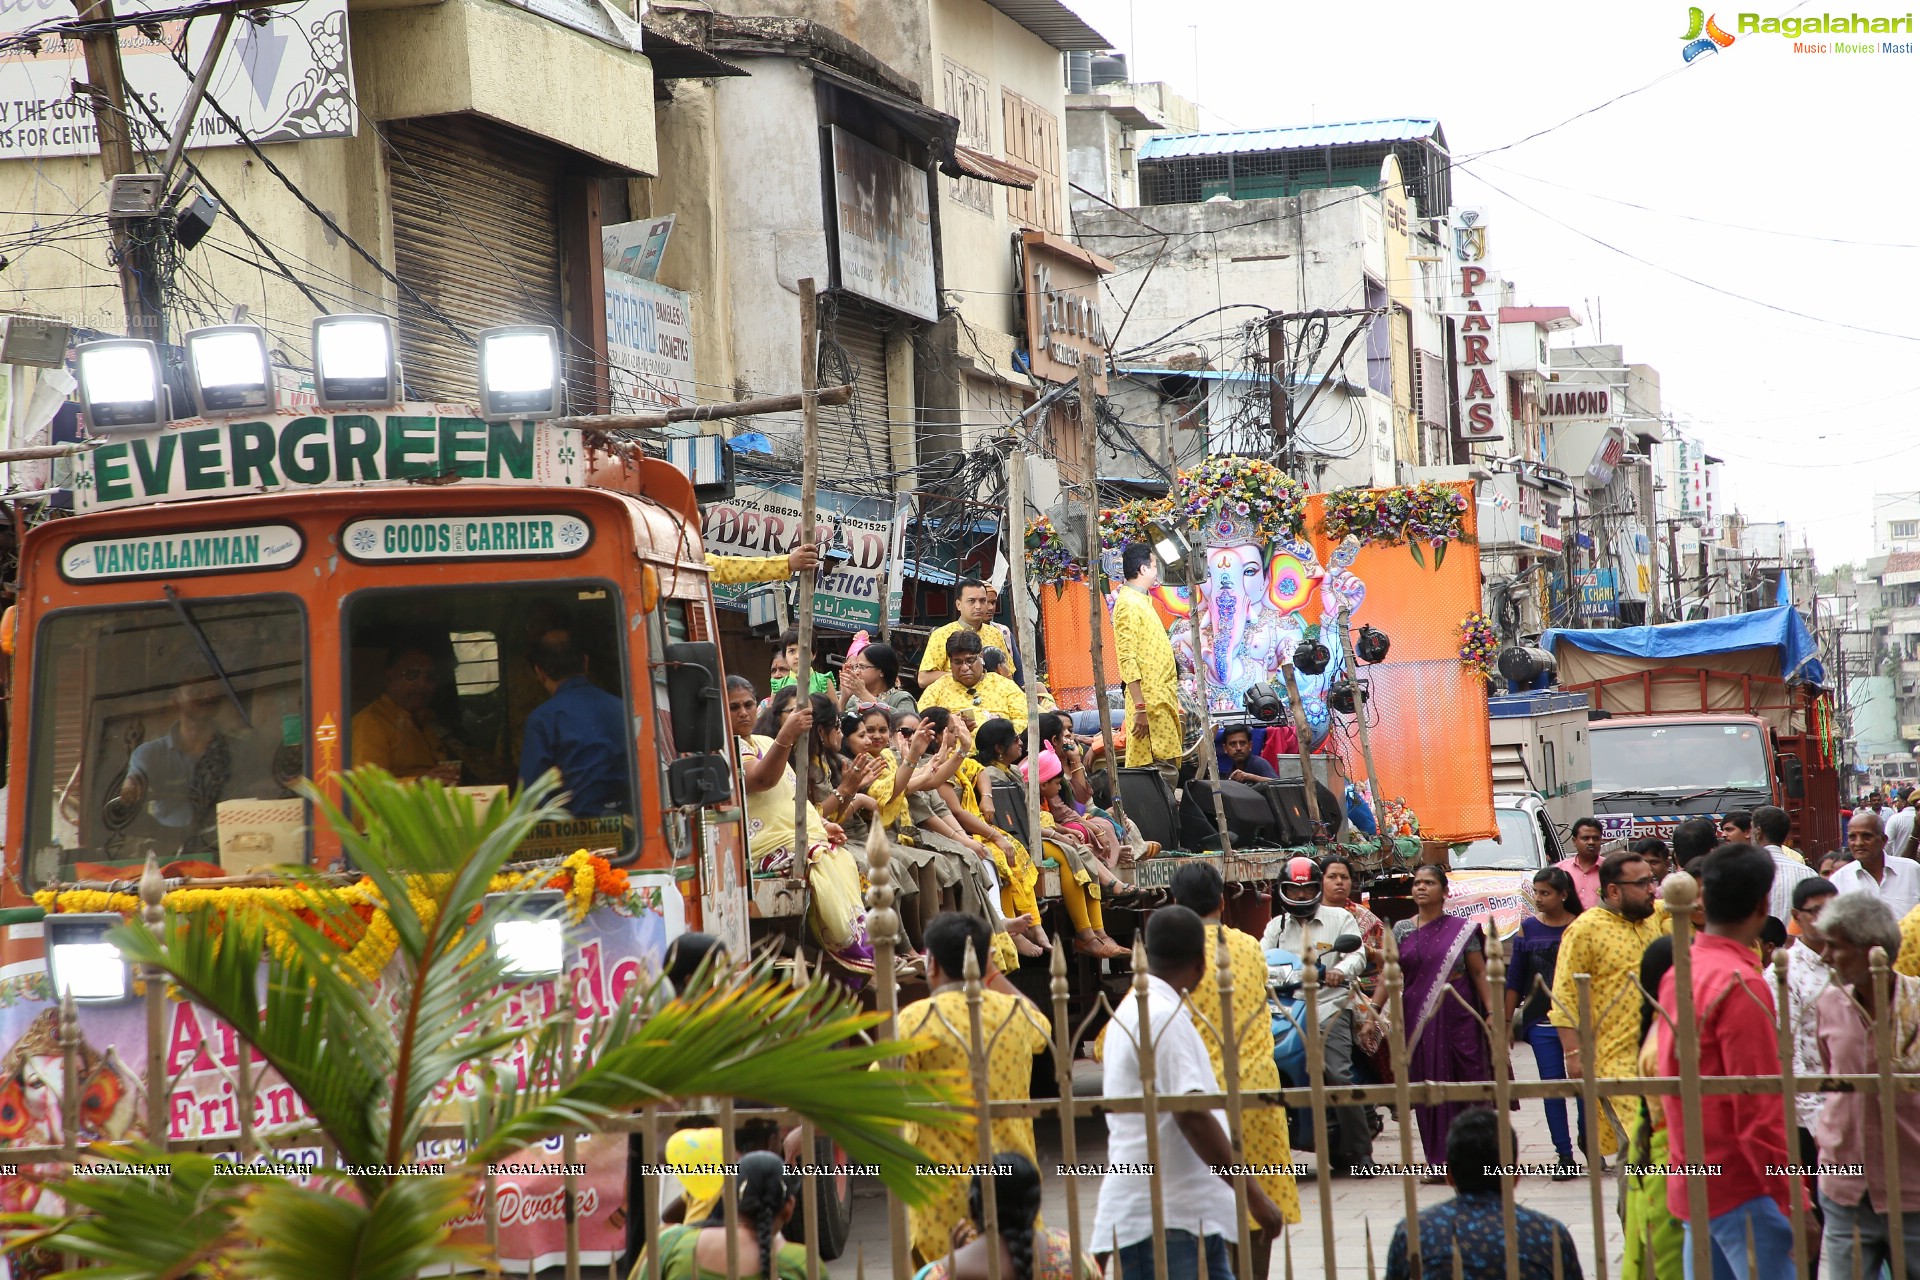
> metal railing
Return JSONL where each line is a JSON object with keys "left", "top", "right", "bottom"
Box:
{"left": 8, "top": 846, "right": 1920, "bottom": 1280}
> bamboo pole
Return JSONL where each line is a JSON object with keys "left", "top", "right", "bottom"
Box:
{"left": 553, "top": 383, "right": 851, "bottom": 432}
{"left": 1185, "top": 535, "right": 1231, "bottom": 849}
{"left": 1338, "top": 607, "right": 1390, "bottom": 857}
{"left": 1873, "top": 944, "right": 1907, "bottom": 1280}
{"left": 1011, "top": 446, "right": 1046, "bottom": 901}
{"left": 792, "top": 278, "right": 819, "bottom": 869}
{"left": 1214, "top": 931, "right": 1254, "bottom": 1280}
{"left": 1048, "top": 943, "right": 1088, "bottom": 1280}
{"left": 1278, "top": 651, "right": 1323, "bottom": 833}
{"left": 1772, "top": 950, "right": 1810, "bottom": 1280}
{"left": 1078, "top": 369, "right": 1123, "bottom": 819}
{"left": 1303, "top": 949, "right": 1338, "bottom": 1280}
{"left": 864, "top": 823, "right": 912, "bottom": 1280}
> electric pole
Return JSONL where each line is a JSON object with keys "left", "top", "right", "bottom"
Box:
{"left": 74, "top": 0, "right": 170, "bottom": 340}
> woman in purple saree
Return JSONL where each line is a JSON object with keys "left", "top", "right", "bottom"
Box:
{"left": 1386, "top": 864, "right": 1496, "bottom": 1175}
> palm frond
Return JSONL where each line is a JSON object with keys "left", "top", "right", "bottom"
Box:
{"left": 110, "top": 910, "right": 389, "bottom": 1171}
{"left": 231, "top": 1175, "right": 485, "bottom": 1280}
{"left": 1, "top": 1149, "right": 244, "bottom": 1279}
{"left": 469, "top": 973, "right": 968, "bottom": 1204}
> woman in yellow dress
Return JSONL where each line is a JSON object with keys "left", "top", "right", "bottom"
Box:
{"left": 938, "top": 721, "right": 1044, "bottom": 938}
{"left": 1169, "top": 859, "right": 1300, "bottom": 1277}
{"left": 729, "top": 676, "right": 871, "bottom": 974}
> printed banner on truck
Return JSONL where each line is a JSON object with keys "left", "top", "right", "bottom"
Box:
{"left": 701, "top": 482, "right": 898, "bottom": 631}
{"left": 0, "top": 878, "right": 678, "bottom": 1270}
{"left": 72, "top": 410, "right": 587, "bottom": 513}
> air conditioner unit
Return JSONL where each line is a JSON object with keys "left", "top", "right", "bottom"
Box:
{"left": 105, "top": 174, "right": 164, "bottom": 217}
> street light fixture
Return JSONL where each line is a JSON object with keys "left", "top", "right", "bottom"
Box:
{"left": 44, "top": 913, "right": 133, "bottom": 1003}
{"left": 488, "top": 889, "right": 568, "bottom": 980}
{"left": 184, "top": 324, "right": 275, "bottom": 417}
{"left": 477, "top": 325, "right": 562, "bottom": 420}
{"left": 313, "top": 314, "right": 401, "bottom": 409}
{"left": 76, "top": 339, "right": 169, "bottom": 433}
{"left": 1146, "top": 517, "right": 1191, "bottom": 581}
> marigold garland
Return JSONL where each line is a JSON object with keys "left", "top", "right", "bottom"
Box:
{"left": 33, "top": 851, "right": 631, "bottom": 985}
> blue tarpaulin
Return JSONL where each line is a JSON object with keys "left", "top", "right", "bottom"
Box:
{"left": 1543, "top": 606, "right": 1825, "bottom": 687}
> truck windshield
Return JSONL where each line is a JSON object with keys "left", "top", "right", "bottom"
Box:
{"left": 26, "top": 597, "right": 308, "bottom": 881}
{"left": 1452, "top": 808, "right": 1543, "bottom": 871}
{"left": 1592, "top": 722, "right": 1771, "bottom": 796}
{"left": 343, "top": 581, "right": 636, "bottom": 859}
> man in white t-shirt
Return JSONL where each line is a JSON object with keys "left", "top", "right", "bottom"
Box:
{"left": 1829, "top": 809, "right": 1920, "bottom": 922}
{"left": 1887, "top": 788, "right": 1919, "bottom": 860}
{"left": 1093, "top": 905, "right": 1288, "bottom": 1279}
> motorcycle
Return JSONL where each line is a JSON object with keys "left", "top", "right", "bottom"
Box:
{"left": 1266, "top": 934, "right": 1364, "bottom": 1154}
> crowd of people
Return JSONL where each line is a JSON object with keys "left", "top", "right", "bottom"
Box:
{"left": 727, "top": 557, "right": 1198, "bottom": 976}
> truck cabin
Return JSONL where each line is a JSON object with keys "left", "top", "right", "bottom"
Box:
{"left": 1587, "top": 715, "right": 1779, "bottom": 816}
{"left": 3, "top": 442, "right": 729, "bottom": 922}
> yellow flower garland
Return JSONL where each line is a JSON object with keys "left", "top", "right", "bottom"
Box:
{"left": 33, "top": 851, "right": 629, "bottom": 985}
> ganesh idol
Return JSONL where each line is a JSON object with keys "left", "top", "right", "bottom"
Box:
{"left": 1170, "top": 511, "right": 1367, "bottom": 751}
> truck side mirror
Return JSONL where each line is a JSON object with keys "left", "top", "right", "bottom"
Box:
{"left": 1777, "top": 753, "right": 1806, "bottom": 800}
{"left": 668, "top": 755, "right": 733, "bottom": 808}
{"left": 663, "top": 642, "right": 726, "bottom": 756}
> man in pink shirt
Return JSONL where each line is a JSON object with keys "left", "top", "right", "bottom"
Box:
{"left": 1657, "top": 842, "right": 1801, "bottom": 1280}
{"left": 1555, "top": 816, "right": 1605, "bottom": 910}
{"left": 1811, "top": 891, "right": 1920, "bottom": 1279}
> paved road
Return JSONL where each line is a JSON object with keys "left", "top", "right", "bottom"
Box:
{"left": 834, "top": 1052, "right": 1626, "bottom": 1277}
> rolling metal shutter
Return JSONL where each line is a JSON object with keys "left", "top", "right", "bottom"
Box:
{"left": 816, "top": 299, "right": 893, "bottom": 486}
{"left": 386, "top": 115, "right": 567, "bottom": 401}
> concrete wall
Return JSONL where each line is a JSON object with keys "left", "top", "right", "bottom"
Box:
{"left": 644, "top": 80, "right": 740, "bottom": 401}
{"left": 708, "top": 57, "right": 831, "bottom": 401}
{"left": 928, "top": 0, "right": 1065, "bottom": 345}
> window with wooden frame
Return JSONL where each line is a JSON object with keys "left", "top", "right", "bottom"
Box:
{"left": 1001, "top": 90, "right": 1062, "bottom": 233}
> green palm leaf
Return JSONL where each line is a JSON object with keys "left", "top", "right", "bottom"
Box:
{"left": 470, "top": 966, "right": 967, "bottom": 1205}
{"left": 1, "top": 1150, "right": 244, "bottom": 1279}
{"left": 231, "top": 1175, "right": 483, "bottom": 1280}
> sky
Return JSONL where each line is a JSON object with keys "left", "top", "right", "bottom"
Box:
{"left": 1070, "top": 0, "right": 1920, "bottom": 570}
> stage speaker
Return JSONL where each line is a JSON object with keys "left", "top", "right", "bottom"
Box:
{"left": 1181, "top": 778, "right": 1278, "bottom": 849}
{"left": 1115, "top": 768, "right": 1182, "bottom": 851}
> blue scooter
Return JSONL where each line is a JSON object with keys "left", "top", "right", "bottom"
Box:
{"left": 1267, "top": 934, "right": 1363, "bottom": 1154}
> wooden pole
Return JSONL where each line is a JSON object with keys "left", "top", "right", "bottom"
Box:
{"left": 792, "top": 279, "right": 819, "bottom": 867}
{"left": 1078, "top": 364, "right": 1123, "bottom": 820}
{"left": 554, "top": 383, "right": 850, "bottom": 433}
{"left": 155, "top": 11, "right": 236, "bottom": 198}
{"left": 74, "top": 0, "right": 162, "bottom": 340}
{"left": 1010, "top": 446, "right": 1046, "bottom": 867}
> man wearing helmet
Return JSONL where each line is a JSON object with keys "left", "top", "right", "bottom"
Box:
{"left": 1261, "top": 855, "right": 1375, "bottom": 1176}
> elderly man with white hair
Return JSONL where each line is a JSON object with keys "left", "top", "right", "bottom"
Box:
{"left": 1828, "top": 809, "right": 1920, "bottom": 923}
{"left": 1811, "top": 890, "right": 1920, "bottom": 1280}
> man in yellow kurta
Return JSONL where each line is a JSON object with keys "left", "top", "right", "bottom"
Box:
{"left": 704, "top": 544, "right": 817, "bottom": 585}
{"left": 918, "top": 629, "right": 1028, "bottom": 733}
{"left": 1548, "top": 847, "right": 1668, "bottom": 1161}
{"left": 1113, "top": 542, "right": 1182, "bottom": 777}
{"left": 896, "top": 912, "right": 1051, "bottom": 1267}
{"left": 918, "top": 579, "right": 1015, "bottom": 689}
{"left": 1169, "top": 861, "right": 1299, "bottom": 1278}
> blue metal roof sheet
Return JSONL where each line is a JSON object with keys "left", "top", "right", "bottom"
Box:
{"left": 1138, "top": 118, "right": 1444, "bottom": 162}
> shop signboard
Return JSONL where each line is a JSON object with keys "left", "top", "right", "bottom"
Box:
{"left": 1449, "top": 207, "right": 1508, "bottom": 445}
{"left": 1575, "top": 569, "right": 1619, "bottom": 620}
{"left": 829, "top": 126, "right": 938, "bottom": 322}
{"left": 1019, "top": 230, "right": 1112, "bottom": 391}
{"left": 602, "top": 218, "right": 694, "bottom": 411}
{"left": 71, "top": 410, "right": 586, "bottom": 513}
{"left": 702, "top": 481, "right": 898, "bottom": 630}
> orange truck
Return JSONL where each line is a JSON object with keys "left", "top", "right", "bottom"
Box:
{"left": 1543, "top": 607, "right": 1842, "bottom": 857}
{"left": 0, "top": 406, "right": 807, "bottom": 1267}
